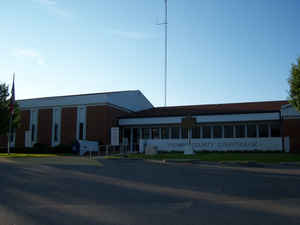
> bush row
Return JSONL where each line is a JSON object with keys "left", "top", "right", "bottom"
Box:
{"left": 0, "top": 143, "right": 75, "bottom": 154}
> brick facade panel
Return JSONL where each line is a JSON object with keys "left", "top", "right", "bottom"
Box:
{"left": 15, "top": 110, "right": 30, "bottom": 148}
{"left": 283, "top": 119, "right": 300, "bottom": 152}
{"left": 61, "top": 107, "right": 77, "bottom": 146}
{"left": 37, "top": 109, "right": 53, "bottom": 146}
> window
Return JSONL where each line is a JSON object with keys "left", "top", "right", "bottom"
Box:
{"left": 259, "top": 124, "right": 269, "bottom": 137}
{"left": 171, "top": 127, "right": 179, "bottom": 139}
{"left": 247, "top": 124, "right": 257, "bottom": 138}
{"left": 152, "top": 128, "right": 160, "bottom": 139}
{"left": 142, "top": 128, "right": 150, "bottom": 139}
{"left": 161, "top": 128, "right": 169, "bottom": 139}
{"left": 192, "top": 126, "right": 201, "bottom": 138}
{"left": 213, "top": 126, "right": 222, "bottom": 138}
{"left": 224, "top": 125, "right": 233, "bottom": 138}
{"left": 31, "top": 124, "right": 35, "bottom": 142}
{"left": 203, "top": 126, "right": 211, "bottom": 138}
{"left": 181, "top": 128, "right": 188, "bottom": 139}
{"left": 271, "top": 124, "right": 281, "bottom": 137}
{"left": 79, "top": 123, "right": 84, "bottom": 140}
{"left": 236, "top": 125, "right": 245, "bottom": 138}
{"left": 54, "top": 124, "right": 58, "bottom": 142}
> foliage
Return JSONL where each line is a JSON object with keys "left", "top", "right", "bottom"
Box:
{"left": 0, "top": 83, "right": 20, "bottom": 136}
{"left": 288, "top": 57, "right": 300, "bottom": 111}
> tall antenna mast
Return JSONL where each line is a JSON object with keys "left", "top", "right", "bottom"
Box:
{"left": 158, "top": 0, "right": 168, "bottom": 106}
{"left": 164, "top": 0, "right": 168, "bottom": 107}
{"left": 165, "top": 0, "right": 168, "bottom": 106}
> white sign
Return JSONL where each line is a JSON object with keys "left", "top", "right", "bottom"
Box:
{"left": 78, "top": 140, "right": 99, "bottom": 156}
{"left": 111, "top": 127, "right": 120, "bottom": 146}
{"left": 140, "top": 137, "right": 289, "bottom": 153}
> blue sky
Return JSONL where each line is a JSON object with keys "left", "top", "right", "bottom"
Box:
{"left": 1, "top": 0, "right": 300, "bottom": 107}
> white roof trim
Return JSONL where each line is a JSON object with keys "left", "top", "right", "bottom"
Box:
{"left": 119, "top": 112, "right": 280, "bottom": 126}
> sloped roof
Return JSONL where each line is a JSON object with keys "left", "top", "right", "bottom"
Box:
{"left": 122, "top": 100, "right": 288, "bottom": 118}
{"left": 17, "top": 90, "right": 153, "bottom": 112}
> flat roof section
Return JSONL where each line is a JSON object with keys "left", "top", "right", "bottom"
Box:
{"left": 121, "top": 100, "right": 289, "bottom": 118}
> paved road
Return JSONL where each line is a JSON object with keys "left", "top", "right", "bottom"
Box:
{"left": 0, "top": 158, "right": 300, "bottom": 225}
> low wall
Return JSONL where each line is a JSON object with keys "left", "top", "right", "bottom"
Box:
{"left": 139, "top": 137, "right": 290, "bottom": 153}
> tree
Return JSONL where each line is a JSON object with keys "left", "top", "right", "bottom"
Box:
{"left": 289, "top": 57, "right": 300, "bottom": 112}
{"left": 0, "top": 83, "right": 20, "bottom": 136}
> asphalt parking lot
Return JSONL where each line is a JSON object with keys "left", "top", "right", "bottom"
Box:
{"left": 0, "top": 157, "right": 300, "bottom": 225}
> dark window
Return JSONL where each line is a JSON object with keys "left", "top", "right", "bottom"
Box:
{"left": 192, "top": 126, "right": 201, "bottom": 138}
{"left": 259, "top": 124, "right": 269, "bottom": 137}
{"left": 236, "top": 125, "right": 245, "bottom": 138}
{"left": 31, "top": 124, "right": 35, "bottom": 142}
{"left": 271, "top": 124, "right": 281, "bottom": 137}
{"left": 133, "top": 128, "right": 140, "bottom": 143}
{"left": 224, "top": 125, "right": 234, "bottom": 138}
{"left": 171, "top": 127, "right": 179, "bottom": 139}
{"left": 247, "top": 124, "right": 257, "bottom": 138}
{"left": 142, "top": 128, "right": 150, "bottom": 139}
{"left": 161, "top": 128, "right": 169, "bottom": 139}
{"left": 181, "top": 128, "right": 188, "bottom": 139}
{"left": 79, "top": 123, "right": 84, "bottom": 140}
{"left": 213, "top": 126, "right": 222, "bottom": 138}
{"left": 203, "top": 126, "right": 211, "bottom": 138}
{"left": 54, "top": 124, "right": 58, "bottom": 142}
{"left": 152, "top": 128, "right": 160, "bottom": 139}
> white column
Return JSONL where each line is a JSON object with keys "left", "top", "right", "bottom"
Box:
{"left": 52, "top": 107, "right": 61, "bottom": 147}
{"left": 76, "top": 106, "right": 86, "bottom": 140}
{"left": 256, "top": 124, "right": 259, "bottom": 138}
{"left": 179, "top": 127, "right": 182, "bottom": 139}
{"left": 149, "top": 128, "right": 152, "bottom": 139}
{"left": 268, "top": 124, "right": 272, "bottom": 137}
{"left": 30, "top": 109, "right": 38, "bottom": 147}
{"left": 210, "top": 126, "right": 214, "bottom": 139}
{"left": 159, "top": 128, "right": 162, "bottom": 139}
{"left": 245, "top": 125, "right": 248, "bottom": 138}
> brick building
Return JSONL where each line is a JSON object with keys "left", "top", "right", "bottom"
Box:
{"left": 1, "top": 90, "right": 300, "bottom": 152}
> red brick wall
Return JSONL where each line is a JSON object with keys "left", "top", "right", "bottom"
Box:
{"left": 15, "top": 110, "right": 30, "bottom": 148}
{"left": 37, "top": 109, "right": 53, "bottom": 146}
{"left": 0, "top": 135, "right": 7, "bottom": 149}
{"left": 61, "top": 107, "right": 77, "bottom": 145}
{"left": 283, "top": 119, "right": 300, "bottom": 153}
{"left": 86, "top": 105, "right": 128, "bottom": 145}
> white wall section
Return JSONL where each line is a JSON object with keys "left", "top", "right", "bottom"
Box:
{"left": 140, "top": 137, "right": 286, "bottom": 152}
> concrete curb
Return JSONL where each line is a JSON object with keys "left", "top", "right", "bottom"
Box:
{"left": 146, "top": 159, "right": 300, "bottom": 169}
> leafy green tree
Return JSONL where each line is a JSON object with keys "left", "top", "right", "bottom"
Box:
{"left": 0, "top": 83, "right": 20, "bottom": 136}
{"left": 289, "top": 57, "right": 300, "bottom": 112}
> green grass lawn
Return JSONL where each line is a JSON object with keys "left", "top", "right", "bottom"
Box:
{"left": 0, "top": 153, "right": 58, "bottom": 158}
{"left": 127, "top": 152, "right": 300, "bottom": 163}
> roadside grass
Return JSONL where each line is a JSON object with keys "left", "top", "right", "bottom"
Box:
{"left": 0, "top": 153, "right": 102, "bottom": 166}
{"left": 0, "top": 153, "right": 58, "bottom": 158}
{"left": 127, "top": 152, "right": 300, "bottom": 163}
